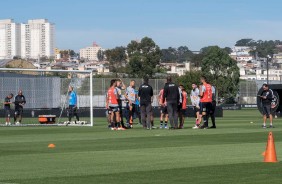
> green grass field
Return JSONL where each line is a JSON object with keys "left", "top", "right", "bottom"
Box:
{"left": 0, "top": 109, "right": 282, "bottom": 184}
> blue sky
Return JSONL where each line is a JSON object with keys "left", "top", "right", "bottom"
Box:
{"left": 1, "top": 0, "right": 282, "bottom": 51}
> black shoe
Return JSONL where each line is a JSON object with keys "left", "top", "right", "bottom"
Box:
{"left": 199, "top": 126, "right": 206, "bottom": 129}
{"left": 209, "top": 126, "right": 216, "bottom": 129}
{"left": 269, "top": 125, "right": 274, "bottom": 128}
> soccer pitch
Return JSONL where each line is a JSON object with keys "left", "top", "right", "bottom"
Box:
{"left": 0, "top": 109, "right": 281, "bottom": 184}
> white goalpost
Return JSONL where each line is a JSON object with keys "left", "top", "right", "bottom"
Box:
{"left": 0, "top": 68, "right": 94, "bottom": 127}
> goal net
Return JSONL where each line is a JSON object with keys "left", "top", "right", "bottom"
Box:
{"left": 0, "top": 68, "right": 93, "bottom": 126}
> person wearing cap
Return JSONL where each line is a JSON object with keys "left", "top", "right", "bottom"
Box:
{"left": 4, "top": 93, "right": 14, "bottom": 126}
{"left": 14, "top": 90, "right": 26, "bottom": 125}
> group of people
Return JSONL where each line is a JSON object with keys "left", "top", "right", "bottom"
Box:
{"left": 3, "top": 90, "right": 26, "bottom": 125}
{"left": 106, "top": 76, "right": 217, "bottom": 130}
{"left": 3, "top": 86, "right": 80, "bottom": 126}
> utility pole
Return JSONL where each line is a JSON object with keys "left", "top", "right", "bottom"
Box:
{"left": 267, "top": 57, "right": 269, "bottom": 84}
{"left": 267, "top": 55, "right": 271, "bottom": 84}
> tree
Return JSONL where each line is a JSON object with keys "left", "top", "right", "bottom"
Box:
{"left": 161, "top": 47, "right": 177, "bottom": 63}
{"left": 161, "top": 46, "right": 193, "bottom": 63}
{"left": 126, "top": 54, "right": 143, "bottom": 77}
{"left": 104, "top": 47, "right": 127, "bottom": 75}
{"left": 222, "top": 47, "right": 232, "bottom": 54}
{"left": 13, "top": 56, "right": 21, "bottom": 60}
{"left": 69, "top": 50, "right": 76, "bottom": 57}
{"left": 59, "top": 50, "right": 75, "bottom": 58}
{"left": 253, "top": 40, "right": 277, "bottom": 58}
{"left": 235, "top": 39, "right": 254, "bottom": 46}
{"left": 201, "top": 46, "right": 240, "bottom": 99}
{"left": 177, "top": 70, "right": 203, "bottom": 92}
{"left": 126, "top": 37, "right": 162, "bottom": 78}
{"left": 97, "top": 50, "right": 104, "bottom": 61}
{"left": 176, "top": 46, "right": 193, "bottom": 63}
{"left": 235, "top": 39, "right": 282, "bottom": 58}
{"left": 190, "top": 53, "right": 204, "bottom": 68}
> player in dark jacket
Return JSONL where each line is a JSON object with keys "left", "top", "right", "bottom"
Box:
{"left": 162, "top": 76, "right": 180, "bottom": 129}
{"left": 258, "top": 84, "right": 274, "bottom": 128}
{"left": 138, "top": 77, "right": 153, "bottom": 129}
{"left": 14, "top": 90, "right": 26, "bottom": 125}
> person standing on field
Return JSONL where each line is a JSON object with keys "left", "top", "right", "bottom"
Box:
{"left": 199, "top": 76, "right": 212, "bottom": 129}
{"left": 191, "top": 83, "right": 201, "bottom": 129}
{"left": 14, "top": 90, "right": 26, "bottom": 125}
{"left": 162, "top": 76, "right": 180, "bottom": 129}
{"left": 125, "top": 80, "right": 136, "bottom": 128}
{"left": 259, "top": 84, "right": 274, "bottom": 128}
{"left": 134, "top": 89, "right": 141, "bottom": 125}
{"left": 208, "top": 85, "right": 217, "bottom": 128}
{"left": 68, "top": 86, "right": 80, "bottom": 123}
{"left": 159, "top": 88, "right": 168, "bottom": 129}
{"left": 179, "top": 85, "right": 187, "bottom": 129}
{"left": 4, "top": 93, "right": 13, "bottom": 126}
{"left": 116, "top": 79, "right": 127, "bottom": 128}
{"left": 106, "top": 79, "right": 125, "bottom": 130}
{"left": 138, "top": 77, "right": 153, "bottom": 130}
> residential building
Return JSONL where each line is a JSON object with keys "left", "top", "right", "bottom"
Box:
{"left": 237, "top": 55, "right": 254, "bottom": 62}
{"left": 21, "top": 19, "right": 55, "bottom": 59}
{"left": 0, "top": 19, "right": 21, "bottom": 59}
{"left": 273, "top": 53, "right": 282, "bottom": 63}
{"left": 80, "top": 42, "right": 103, "bottom": 61}
{"left": 54, "top": 48, "right": 61, "bottom": 59}
{"left": 230, "top": 46, "right": 255, "bottom": 62}
{"left": 166, "top": 62, "right": 191, "bottom": 76}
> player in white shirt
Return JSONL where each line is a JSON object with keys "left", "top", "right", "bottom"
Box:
{"left": 190, "top": 83, "right": 201, "bottom": 129}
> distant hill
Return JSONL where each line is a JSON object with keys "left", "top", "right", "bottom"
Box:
{"left": 4, "top": 60, "right": 37, "bottom": 75}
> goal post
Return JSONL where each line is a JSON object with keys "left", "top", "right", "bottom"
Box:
{"left": 0, "top": 68, "right": 93, "bottom": 126}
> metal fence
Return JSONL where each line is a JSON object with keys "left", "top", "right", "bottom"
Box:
{"left": 91, "top": 78, "right": 166, "bottom": 107}
{"left": 238, "top": 80, "right": 282, "bottom": 104}
{"left": 0, "top": 75, "right": 91, "bottom": 109}
{"left": 0, "top": 75, "right": 166, "bottom": 109}
{"left": 2, "top": 72, "right": 281, "bottom": 108}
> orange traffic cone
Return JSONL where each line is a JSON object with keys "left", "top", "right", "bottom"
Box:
{"left": 263, "top": 132, "right": 278, "bottom": 163}
{"left": 48, "top": 143, "right": 56, "bottom": 148}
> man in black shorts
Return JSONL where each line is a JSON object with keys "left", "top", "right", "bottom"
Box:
{"left": 199, "top": 76, "right": 213, "bottom": 129}
{"left": 14, "top": 90, "right": 26, "bottom": 125}
{"left": 259, "top": 84, "right": 274, "bottom": 128}
{"left": 106, "top": 79, "right": 124, "bottom": 130}
{"left": 178, "top": 85, "right": 187, "bottom": 129}
{"left": 4, "top": 93, "right": 13, "bottom": 126}
{"left": 116, "top": 79, "right": 127, "bottom": 128}
{"left": 209, "top": 85, "right": 217, "bottom": 128}
{"left": 158, "top": 88, "right": 168, "bottom": 129}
